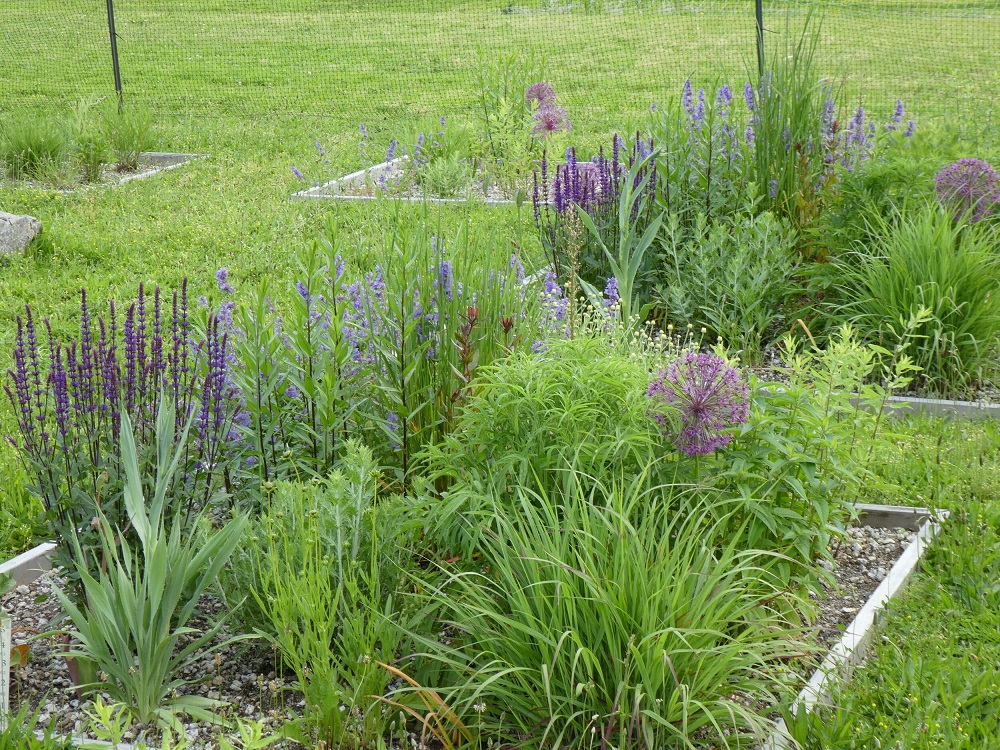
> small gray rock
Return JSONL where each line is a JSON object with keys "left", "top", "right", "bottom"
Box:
{"left": 0, "top": 210, "right": 41, "bottom": 255}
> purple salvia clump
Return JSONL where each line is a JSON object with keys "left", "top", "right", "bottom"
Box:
{"left": 934, "top": 158, "right": 1000, "bottom": 223}
{"left": 647, "top": 352, "right": 750, "bottom": 456}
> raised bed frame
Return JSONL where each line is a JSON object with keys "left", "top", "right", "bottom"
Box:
{"left": 291, "top": 156, "right": 517, "bottom": 205}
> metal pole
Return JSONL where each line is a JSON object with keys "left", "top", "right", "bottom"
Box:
{"left": 106, "top": 0, "right": 124, "bottom": 112}
{"left": 755, "top": 0, "right": 765, "bottom": 80}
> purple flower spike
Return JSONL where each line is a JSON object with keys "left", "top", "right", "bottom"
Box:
{"left": 647, "top": 352, "right": 750, "bottom": 456}
{"left": 744, "top": 81, "right": 755, "bottom": 111}
{"left": 291, "top": 166, "right": 304, "bottom": 180}
{"left": 216, "top": 268, "right": 235, "bottom": 294}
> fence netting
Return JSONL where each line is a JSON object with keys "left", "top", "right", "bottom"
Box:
{"left": 3, "top": 1, "right": 998, "bottom": 127}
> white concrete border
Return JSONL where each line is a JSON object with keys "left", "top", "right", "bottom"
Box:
{"left": 0, "top": 541, "right": 56, "bottom": 587}
{"left": 765, "top": 506, "right": 947, "bottom": 749}
{"left": 291, "top": 156, "right": 517, "bottom": 206}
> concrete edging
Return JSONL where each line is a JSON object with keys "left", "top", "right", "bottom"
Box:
{"left": 766, "top": 504, "right": 948, "bottom": 749}
{"left": 0, "top": 541, "right": 56, "bottom": 587}
{"left": 291, "top": 156, "right": 517, "bottom": 205}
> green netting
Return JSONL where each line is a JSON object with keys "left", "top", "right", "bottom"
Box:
{"left": 2, "top": 0, "right": 998, "bottom": 127}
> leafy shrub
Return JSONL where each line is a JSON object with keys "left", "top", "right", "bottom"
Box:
{"left": 55, "top": 403, "right": 249, "bottom": 729}
{"left": 656, "top": 205, "right": 799, "bottom": 362}
{"left": 828, "top": 206, "right": 1000, "bottom": 395}
{"left": 414, "top": 472, "right": 810, "bottom": 749}
{"left": 713, "top": 326, "right": 917, "bottom": 575}
{"left": 102, "top": 102, "right": 153, "bottom": 171}
{"left": 0, "top": 113, "right": 67, "bottom": 180}
{"left": 426, "top": 335, "right": 667, "bottom": 554}
{"left": 245, "top": 441, "right": 412, "bottom": 748}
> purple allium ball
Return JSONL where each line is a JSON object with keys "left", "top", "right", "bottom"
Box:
{"left": 647, "top": 352, "right": 750, "bottom": 456}
{"left": 532, "top": 105, "right": 571, "bottom": 137}
{"left": 526, "top": 82, "right": 557, "bottom": 107}
{"left": 934, "top": 158, "right": 1000, "bottom": 223}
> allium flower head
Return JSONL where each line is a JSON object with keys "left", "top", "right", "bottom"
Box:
{"left": 532, "top": 106, "right": 571, "bottom": 136}
{"left": 647, "top": 352, "right": 750, "bottom": 456}
{"left": 934, "top": 158, "right": 1000, "bottom": 223}
{"left": 526, "top": 82, "right": 557, "bottom": 107}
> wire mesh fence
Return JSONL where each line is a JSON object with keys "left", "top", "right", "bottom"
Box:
{"left": 3, "top": 0, "right": 999, "bottom": 128}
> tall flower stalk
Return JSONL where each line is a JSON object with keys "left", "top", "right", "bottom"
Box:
{"left": 4, "top": 283, "right": 237, "bottom": 596}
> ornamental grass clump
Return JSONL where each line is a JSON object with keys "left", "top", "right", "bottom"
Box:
{"left": 934, "top": 158, "right": 1000, "bottom": 223}
{"left": 412, "top": 472, "right": 812, "bottom": 750}
{"left": 830, "top": 206, "right": 1000, "bottom": 395}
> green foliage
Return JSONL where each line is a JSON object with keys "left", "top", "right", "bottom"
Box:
{"left": 712, "top": 325, "right": 916, "bottom": 574}
{"left": 64, "top": 97, "right": 109, "bottom": 184}
{"left": 828, "top": 206, "right": 1000, "bottom": 395}
{"left": 0, "top": 703, "right": 74, "bottom": 749}
{"left": 808, "top": 500, "right": 1000, "bottom": 748}
{"left": 247, "top": 441, "right": 411, "bottom": 748}
{"left": 230, "top": 229, "right": 359, "bottom": 485}
{"left": 0, "top": 113, "right": 67, "bottom": 181}
{"left": 102, "top": 102, "right": 154, "bottom": 172}
{"left": 751, "top": 12, "right": 835, "bottom": 242}
{"left": 426, "top": 334, "right": 666, "bottom": 554}
{"left": 0, "top": 455, "right": 48, "bottom": 559}
{"left": 417, "top": 152, "right": 473, "bottom": 198}
{"left": 53, "top": 401, "right": 249, "bottom": 729}
{"left": 577, "top": 153, "right": 662, "bottom": 328}
{"left": 413, "top": 471, "right": 810, "bottom": 750}
{"left": 656, "top": 205, "right": 799, "bottom": 363}
{"left": 473, "top": 48, "right": 546, "bottom": 196}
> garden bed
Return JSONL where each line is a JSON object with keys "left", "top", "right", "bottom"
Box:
{"left": 1, "top": 505, "right": 938, "bottom": 749}
{"left": 291, "top": 156, "right": 516, "bottom": 205}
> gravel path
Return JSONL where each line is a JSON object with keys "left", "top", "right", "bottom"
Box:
{"left": 2, "top": 523, "right": 917, "bottom": 748}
